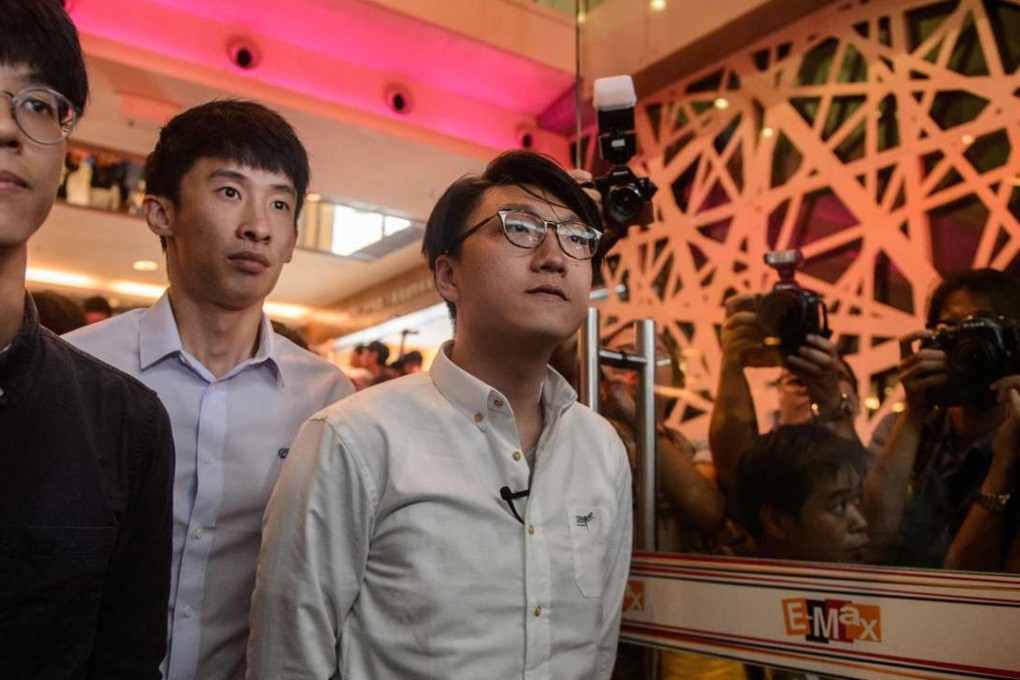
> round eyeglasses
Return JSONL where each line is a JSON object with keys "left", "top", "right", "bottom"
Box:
{"left": 2, "top": 87, "right": 78, "bottom": 145}
{"left": 446, "top": 208, "right": 603, "bottom": 261}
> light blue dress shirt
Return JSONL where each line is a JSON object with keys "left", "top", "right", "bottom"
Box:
{"left": 66, "top": 293, "right": 354, "bottom": 680}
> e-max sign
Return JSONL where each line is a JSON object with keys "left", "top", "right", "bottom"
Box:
{"left": 783, "top": 598, "right": 882, "bottom": 644}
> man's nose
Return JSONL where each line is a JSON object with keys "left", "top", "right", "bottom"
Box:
{"left": 240, "top": 201, "right": 272, "bottom": 242}
{"left": 0, "top": 95, "right": 23, "bottom": 149}
{"left": 533, "top": 228, "right": 567, "bottom": 273}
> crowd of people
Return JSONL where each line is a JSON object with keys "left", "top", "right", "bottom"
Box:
{"left": 3, "top": 2, "right": 1019, "bottom": 679}
{"left": 344, "top": 340, "right": 423, "bottom": 390}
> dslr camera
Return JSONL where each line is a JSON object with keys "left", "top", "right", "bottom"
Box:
{"left": 592, "top": 76, "right": 657, "bottom": 232}
{"left": 921, "top": 313, "right": 1020, "bottom": 405}
{"left": 756, "top": 249, "right": 831, "bottom": 355}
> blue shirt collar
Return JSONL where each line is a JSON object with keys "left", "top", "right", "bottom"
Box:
{"left": 138, "top": 292, "right": 282, "bottom": 385}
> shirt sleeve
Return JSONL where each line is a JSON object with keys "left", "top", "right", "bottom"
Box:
{"left": 88, "top": 395, "right": 175, "bottom": 679}
{"left": 596, "top": 437, "right": 634, "bottom": 679}
{"left": 247, "top": 415, "right": 378, "bottom": 679}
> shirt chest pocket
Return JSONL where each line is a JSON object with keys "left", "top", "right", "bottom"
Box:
{"left": 565, "top": 505, "right": 612, "bottom": 598}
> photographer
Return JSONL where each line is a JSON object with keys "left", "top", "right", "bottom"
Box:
{"left": 710, "top": 291, "right": 860, "bottom": 494}
{"left": 864, "top": 269, "right": 1020, "bottom": 567}
{"left": 598, "top": 327, "right": 726, "bottom": 550}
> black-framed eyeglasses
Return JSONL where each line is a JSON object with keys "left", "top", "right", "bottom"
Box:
{"left": 2, "top": 87, "right": 78, "bottom": 145}
{"left": 445, "top": 208, "right": 602, "bottom": 261}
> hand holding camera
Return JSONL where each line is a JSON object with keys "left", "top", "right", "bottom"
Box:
{"left": 786, "top": 334, "right": 845, "bottom": 415}
{"left": 591, "top": 76, "right": 658, "bottom": 249}
{"left": 722, "top": 249, "right": 832, "bottom": 369}
{"left": 896, "top": 329, "right": 948, "bottom": 415}
{"left": 899, "top": 313, "right": 1020, "bottom": 410}
{"left": 922, "top": 313, "right": 1020, "bottom": 406}
{"left": 722, "top": 293, "right": 774, "bottom": 368}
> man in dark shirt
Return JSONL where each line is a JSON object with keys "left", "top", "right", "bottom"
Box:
{"left": 866, "top": 269, "right": 1020, "bottom": 567}
{"left": 0, "top": 1, "right": 175, "bottom": 677}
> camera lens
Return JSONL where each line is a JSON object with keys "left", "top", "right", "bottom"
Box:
{"left": 757, "top": 291, "right": 806, "bottom": 338}
{"left": 605, "top": 185, "right": 643, "bottom": 225}
{"left": 950, "top": 337, "right": 1001, "bottom": 384}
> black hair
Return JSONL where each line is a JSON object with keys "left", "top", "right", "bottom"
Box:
{"left": 1, "top": 0, "right": 89, "bottom": 116}
{"left": 144, "top": 100, "right": 310, "bottom": 247}
{"left": 734, "top": 424, "right": 868, "bottom": 539}
{"left": 367, "top": 340, "right": 390, "bottom": 365}
{"left": 271, "top": 320, "right": 308, "bottom": 351}
{"left": 926, "top": 268, "right": 1020, "bottom": 327}
{"left": 83, "top": 295, "right": 112, "bottom": 316}
{"left": 421, "top": 150, "right": 602, "bottom": 320}
{"left": 402, "top": 350, "right": 423, "bottom": 365}
{"left": 32, "top": 290, "right": 85, "bottom": 335}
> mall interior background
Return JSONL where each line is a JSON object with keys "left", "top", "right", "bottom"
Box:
{"left": 31, "top": 0, "right": 1020, "bottom": 443}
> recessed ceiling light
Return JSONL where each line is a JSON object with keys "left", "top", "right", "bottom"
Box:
{"left": 713, "top": 97, "right": 729, "bottom": 110}
{"left": 760, "top": 127, "right": 774, "bottom": 138}
{"left": 650, "top": 0, "right": 667, "bottom": 11}
{"left": 133, "top": 260, "right": 159, "bottom": 272}
{"left": 961, "top": 134, "right": 974, "bottom": 146}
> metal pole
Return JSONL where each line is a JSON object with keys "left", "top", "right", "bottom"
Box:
{"left": 634, "top": 319, "right": 657, "bottom": 553}
{"left": 578, "top": 310, "right": 658, "bottom": 679}
{"left": 578, "top": 307, "right": 600, "bottom": 411}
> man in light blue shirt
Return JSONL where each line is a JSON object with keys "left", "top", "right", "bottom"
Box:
{"left": 66, "top": 100, "right": 353, "bottom": 679}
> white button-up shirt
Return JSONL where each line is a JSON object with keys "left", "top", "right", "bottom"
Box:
{"left": 65, "top": 293, "right": 354, "bottom": 680}
{"left": 248, "top": 342, "right": 632, "bottom": 680}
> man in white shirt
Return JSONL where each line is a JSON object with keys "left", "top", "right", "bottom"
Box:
{"left": 248, "top": 151, "right": 633, "bottom": 679}
{"left": 65, "top": 100, "right": 354, "bottom": 680}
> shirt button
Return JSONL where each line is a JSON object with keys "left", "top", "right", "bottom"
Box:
{"left": 474, "top": 413, "right": 484, "bottom": 423}
{"left": 194, "top": 528, "right": 204, "bottom": 540}
{"left": 205, "top": 455, "right": 214, "bottom": 464}
{"left": 534, "top": 605, "right": 542, "bottom": 617}
{"left": 493, "top": 398, "right": 504, "bottom": 408}
{"left": 182, "top": 605, "right": 193, "bottom": 618}
{"left": 512, "top": 451, "right": 522, "bottom": 461}
{"left": 528, "top": 524, "right": 535, "bottom": 535}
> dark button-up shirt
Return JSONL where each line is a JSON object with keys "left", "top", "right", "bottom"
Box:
{"left": 896, "top": 409, "right": 1004, "bottom": 568}
{"left": 0, "top": 295, "right": 175, "bottom": 679}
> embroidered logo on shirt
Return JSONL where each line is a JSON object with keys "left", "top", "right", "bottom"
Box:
{"left": 575, "top": 512, "right": 595, "bottom": 531}
{"left": 277, "top": 448, "right": 289, "bottom": 460}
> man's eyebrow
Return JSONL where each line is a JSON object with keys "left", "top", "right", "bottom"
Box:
{"left": 500, "top": 202, "right": 578, "bottom": 219}
{"left": 207, "top": 169, "right": 296, "bottom": 196}
{"left": 12, "top": 69, "right": 49, "bottom": 89}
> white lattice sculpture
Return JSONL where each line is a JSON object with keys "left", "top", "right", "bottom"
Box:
{"left": 593, "top": 0, "right": 1020, "bottom": 441}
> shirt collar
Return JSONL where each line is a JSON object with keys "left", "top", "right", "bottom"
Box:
{"left": 138, "top": 292, "right": 282, "bottom": 384}
{"left": 429, "top": 340, "right": 577, "bottom": 431}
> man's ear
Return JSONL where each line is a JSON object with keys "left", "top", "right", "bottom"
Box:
{"left": 284, "top": 228, "right": 298, "bottom": 264}
{"left": 433, "top": 254, "right": 460, "bottom": 307}
{"left": 760, "top": 504, "right": 794, "bottom": 542}
{"left": 143, "top": 196, "right": 176, "bottom": 241}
